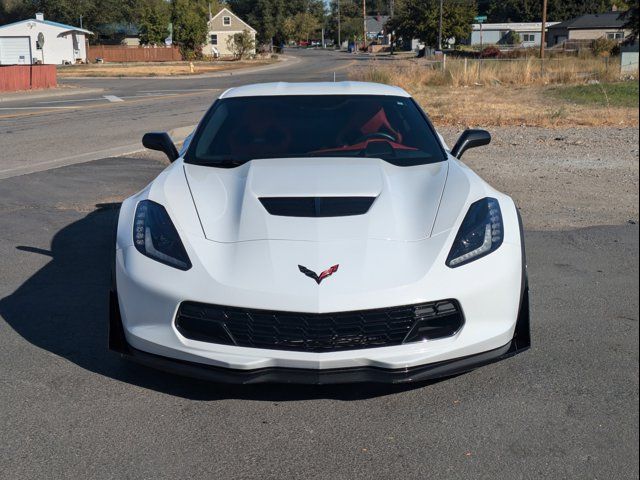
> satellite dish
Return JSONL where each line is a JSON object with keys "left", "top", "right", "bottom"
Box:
{"left": 37, "top": 32, "right": 45, "bottom": 47}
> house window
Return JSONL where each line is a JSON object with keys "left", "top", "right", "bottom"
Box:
{"left": 523, "top": 34, "right": 535, "bottom": 42}
{"left": 606, "top": 32, "right": 624, "bottom": 40}
{"left": 210, "top": 34, "right": 218, "bottom": 45}
{"left": 223, "top": 16, "right": 231, "bottom": 26}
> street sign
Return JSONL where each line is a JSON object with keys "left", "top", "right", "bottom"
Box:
{"left": 474, "top": 16, "right": 487, "bottom": 23}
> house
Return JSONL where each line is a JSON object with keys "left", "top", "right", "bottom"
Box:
{"left": 366, "top": 15, "right": 390, "bottom": 43}
{"left": 469, "top": 22, "right": 560, "bottom": 47}
{"left": 0, "top": 13, "right": 92, "bottom": 65}
{"left": 546, "top": 11, "right": 631, "bottom": 47}
{"left": 202, "top": 7, "right": 257, "bottom": 58}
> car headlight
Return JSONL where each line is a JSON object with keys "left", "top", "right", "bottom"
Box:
{"left": 133, "top": 200, "right": 192, "bottom": 270}
{"left": 446, "top": 197, "right": 503, "bottom": 268}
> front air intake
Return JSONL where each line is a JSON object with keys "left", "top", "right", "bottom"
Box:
{"left": 259, "top": 197, "right": 375, "bottom": 217}
{"left": 175, "top": 300, "right": 464, "bottom": 353}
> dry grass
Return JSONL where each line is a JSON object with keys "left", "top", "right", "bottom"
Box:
{"left": 350, "top": 57, "right": 638, "bottom": 127}
{"left": 416, "top": 86, "right": 638, "bottom": 127}
{"left": 57, "top": 59, "right": 275, "bottom": 78}
{"left": 354, "top": 56, "right": 626, "bottom": 88}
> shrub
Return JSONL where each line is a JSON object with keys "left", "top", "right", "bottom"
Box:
{"left": 502, "top": 30, "right": 521, "bottom": 46}
{"left": 480, "top": 46, "right": 502, "bottom": 58}
{"left": 592, "top": 37, "right": 618, "bottom": 57}
{"left": 610, "top": 43, "right": 622, "bottom": 56}
{"left": 226, "top": 30, "right": 256, "bottom": 60}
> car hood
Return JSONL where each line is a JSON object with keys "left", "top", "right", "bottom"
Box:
{"left": 183, "top": 157, "right": 448, "bottom": 243}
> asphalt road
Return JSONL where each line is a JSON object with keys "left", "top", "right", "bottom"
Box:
{"left": 0, "top": 49, "right": 638, "bottom": 479}
{"left": 0, "top": 49, "right": 361, "bottom": 178}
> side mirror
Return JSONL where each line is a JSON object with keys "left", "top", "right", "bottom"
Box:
{"left": 451, "top": 129, "right": 491, "bottom": 159}
{"left": 142, "top": 132, "right": 179, "bottom": 162}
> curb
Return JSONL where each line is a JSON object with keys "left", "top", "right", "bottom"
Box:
{"left": 0, "top": 124, "right": 198, "bottom": 181}
{"left": 57, "top": 55, "right": 301, "bottom": 81}
{"left": 0, "top": 87, "right": 105, "bottom": 103}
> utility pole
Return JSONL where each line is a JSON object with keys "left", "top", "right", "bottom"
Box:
{"left": 363, "top": 0, "right": 367, "bottom": 52}
{"left": 438, "top": 0, "right": 443, "bottom": 50}
{"left": 389, "top": 0, "right": 395, "bottom": 55}
{"left": 79, "top": 15, "right": 83, "bottom": 29}
{"left": 540, "top": 0, "right": 548, "bottom": 58}
{"left": 337, "top": 0, "right": 341, "bottom": 49}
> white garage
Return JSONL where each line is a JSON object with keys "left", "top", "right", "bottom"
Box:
{"left": 0, "top": 36, "right": 31, "bottom": 65}
{"left": 0, "top": 13, "right": 92, "bottom": 65}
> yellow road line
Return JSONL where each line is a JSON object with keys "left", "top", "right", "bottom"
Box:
{"left": 316, "top": 59, "right": 358, "bottom": 75}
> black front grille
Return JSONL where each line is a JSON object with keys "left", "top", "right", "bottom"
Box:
{"left": 175, "top": 300, "right": 463, "bottom": 353}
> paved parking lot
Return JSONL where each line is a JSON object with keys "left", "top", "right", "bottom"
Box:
{"left": 0, "top": 155, "right": 637, "bottom": 479}
{"left": 1, "top": 49, "right": 638, "bottom": 479}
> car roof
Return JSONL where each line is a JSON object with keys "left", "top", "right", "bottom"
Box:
{"left": 219, "top": 82, "right": 411, "bottom": 99}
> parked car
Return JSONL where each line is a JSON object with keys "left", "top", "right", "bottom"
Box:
{"left": 110, "top": 82, "right": 530, "bottom": 384}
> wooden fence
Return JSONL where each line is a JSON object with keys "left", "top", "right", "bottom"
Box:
{"left": 0, "top": 65, "right": 57, "bottom": 92}
{"left": 87, "top": 45, "right": 183, "bottom": 63}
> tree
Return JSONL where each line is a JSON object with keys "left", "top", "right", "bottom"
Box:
{"left": 228, "top": 0, "right": 325, "bottom": 45}
{"left": 226, "top": 29, "right": 256, "bottom": 59}
{"left": 487, "top": 0, "right": 632, "bottom": 22}
{"left": 138, "top": 0, "right": 170, "bottom": 45}
{"left": 171, "top": 0, "right": 208, "bottom": 59}
{"left": 291, "top": 12, "right": 321, "bottom": 42}
{"left": 621, "top": 0, "right": 639, "bottom": 41}
{"left": 388, "top": 0, "right": 477, "bottom": 47}
{"left": 2, "top": 0, "right": 144, "bottom": 40}
{"left": 326, "top": 0, "right": 366, "bottom": 44}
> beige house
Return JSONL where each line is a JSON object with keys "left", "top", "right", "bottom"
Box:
{"left": 547, "top": 11, "right": 631, "bottom": 47}
{"left": 202, "top": 8, "right": 257, "bottom": 58}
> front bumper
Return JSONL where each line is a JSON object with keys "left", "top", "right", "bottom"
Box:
{"left": 109, "top": 285, "right": 530, "bottom": 384}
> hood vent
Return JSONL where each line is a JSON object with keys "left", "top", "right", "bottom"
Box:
{"left": 259, "top": 197, "right": 376, "bottom": 218}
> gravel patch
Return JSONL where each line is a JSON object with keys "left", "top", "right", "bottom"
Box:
{"left": 439, "top": 126, "right": 639, "bottom": 230}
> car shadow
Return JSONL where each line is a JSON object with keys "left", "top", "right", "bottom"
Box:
{"left": 0, "top": 204, "right": 450, "bottom": 401}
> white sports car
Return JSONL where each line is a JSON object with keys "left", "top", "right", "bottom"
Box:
{"left": 110, "top": 82, "right": 530, "bottom": 384}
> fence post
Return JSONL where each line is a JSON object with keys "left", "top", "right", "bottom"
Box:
{"left": 442, "top": 53, "right": 446, "bottom": 72}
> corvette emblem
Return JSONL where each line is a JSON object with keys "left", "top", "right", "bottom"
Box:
{"left": 298, "top": 264, "right": 339, "bottom": 284}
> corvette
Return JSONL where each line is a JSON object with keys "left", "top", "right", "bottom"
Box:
{"left": 109, "top": 81, "right": 530, "bottom": 384}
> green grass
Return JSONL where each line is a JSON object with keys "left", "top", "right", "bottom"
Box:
{"left": 550, "top": 81, "right": 639, "bottom": 108}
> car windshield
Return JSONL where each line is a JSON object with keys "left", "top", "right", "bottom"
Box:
{"left": 185, "top": 95, "right": 446, "bottom": 167}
